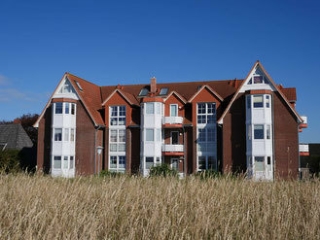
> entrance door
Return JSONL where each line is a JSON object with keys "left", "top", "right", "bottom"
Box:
{"left": 171, "top": 158, "right": 179, "bottom": 171}
{"left": 171, "top": 131, "right": 179, "bottom": 145}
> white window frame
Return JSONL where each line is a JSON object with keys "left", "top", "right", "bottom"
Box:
{"left": 110, "top": 106, "right": 126, "bottom": 126}
{"left": 146, "top": 129, "right": 154, "bottom": 141}
{"left": 170, "top": 104, "right": 178, "bottom": 117}
{"left": 146, "top": 103, "right": 154, "bottom": 114}
{"left": 109, "top": 155, "right": 126, "bottom": 172}
{"left": 54, "top": 128, "right": 62, "bottom": 141}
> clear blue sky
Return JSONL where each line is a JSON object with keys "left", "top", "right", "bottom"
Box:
{"left": 0, "top": 0, "right": 319, "bottom": 143}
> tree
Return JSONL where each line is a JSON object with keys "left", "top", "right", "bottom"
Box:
{"left": 13, "top": 113, "right": 39, "bottom": 144}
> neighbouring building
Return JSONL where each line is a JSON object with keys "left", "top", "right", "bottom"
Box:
{"left": 0, "top": 123, "right": 36, "bottom": 170}
{"left": 34, "top": 61, "right": 308, "bottom": 180}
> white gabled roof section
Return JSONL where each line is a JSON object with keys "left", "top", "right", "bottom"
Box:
{"left": 34, "top": 73, "right": 79, "bottom": 128}
{"left": 52, "top": 77, "right": 79, "bottom": 100}
{"left": 218, "top": 61, "right": 303, "bottom": 124}
{"left": 188, "top": 85, "right": 223, "bottom": 103}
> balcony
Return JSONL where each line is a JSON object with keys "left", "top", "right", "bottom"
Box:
{"left": 163, "top": 116, "right": 183, "bottom": 127}
{"left": 162, "top": 144, "right": 184, "bottom": 156}
{"left": 299, "top": 144, "right": 309, "bottom": 156}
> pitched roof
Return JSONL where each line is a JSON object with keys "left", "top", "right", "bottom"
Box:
{"left": 0, "top": 124, "right": 33, "bottom": 150}
{"left": 35, "top": 61, "right": 301, "bottom": 128}
{"left": 66, "top": 73, "right": 105, "bottom": 126}
{"left": 278, "top": 86, "right": 297, "bottom": 102}
{"left": 217, "top": 61, "right": 302, "bottom": 124}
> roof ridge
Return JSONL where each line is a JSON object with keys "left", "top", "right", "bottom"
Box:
{"left": 100, "top": 78, "right": 245, "bottom": 88}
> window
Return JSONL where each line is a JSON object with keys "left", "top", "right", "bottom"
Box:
{"left": 119, "top": 156, "right": 126, "bottom": 169}
{"left": 110, "top": 144, "right": 117, "bottom": 152}
{"left": 109, "top": 129, "right": 126, "bottom": 153}
{"left": 54, "top": 128, "right": 62, "bottom": 141}
{"left": 75, "top": 81, "right": 83, "bottom": 91}
{"left": 64, "top": 128, "right": 69, "bottom": 141}
{"left": 198, "top": 156, "right": 206, "bottom": 170}
{"left": 53, "top": 156, "right": 61, "bottom": 169}
{"left": 55, "top": 103, "right": 63, "bottom": 114}
{"left": 110, "top": 130, "right": 117, "bottom": 142}
{"left": 198, "top": 129, "right": 206, "bottom": 142}
{"left": 146, "top": 103, "right": 154, "bottom": 114}
{"left": 266, "top": 125, "right": 271, "bottom": 139}
{"left": 139, "top": 88, "right": 148, "bottom": 96}
{"left": 156, "top": 102, "right": 161, "bottom": 114}
{"left": 119, "top": 130, "right": 126, "bottom": 142}
{"left": 197, "top": 103, "right": 216, "bottom": 124}
{"left": 70, "top": 129, "right": 75, "bottom": 141}
{"left": 207, "top": 156, "right": 216, "bottom": 169}
{"left": 63, "top": 156, "right": 68, "bottom": 169}
{"left": 207, "top": 128, "right": 215, "bottom": 142}
{"left": 170, "top": 104, "right": 178, "bottom": 117}
{"left": 146, "top": 157, "right": 154, "bottom": 169}
{"left": 118, "top": 144, "right": 126, "bottom": 152}
{"left": 171, "top": 131, "right": 179, "bottom": 144}
{"left": 146, "top": 129, "right": 154, "bottom": 141}
{"left": 71, "top": 103, "right": 75, "bottom": 115}
{"left": 65, "top": 103, "right": 70, "bottom": 114}
{"left": 253, "top": 95, "right": 263, "bottom": 108}
{"left": 59, "top": 81, "right": 74, "bottom": 93}
{"left": 159, "top": 88, "right": 169, "bottom": 95}
{"left": 254, "top": 76, "right": 263, "bottom": 84}
{"left": 171, "top": 158, "right": 179, "bottom": 171}
{"left": 254, "top": 125, "right": 264, "bottom": 139}
{"left": 70, "top": 156, "right": 74, "bottom": 169}
{"left": 248, "top": 75, "right": 268, "bottom": 85}
{"left": 254, "top": 157, "right": 265, "bottom": 171}
{"left": 110, "top": 156, "right": 117, "bottom": 168}
{"left": 109, "top": 156, "right": 126, "bottom": 172}
{"left": 110, "top": 106, "right": 126, "bottom": 126}
{"left": 265, "top": 95, "right": 270, "bottom": 108}
{"left": 198, "top": 128, "right": 215, "bottom": 142}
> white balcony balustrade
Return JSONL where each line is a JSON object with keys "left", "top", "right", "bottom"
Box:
{"left": 299, "top": 144, "right": 309, "bottom": 152}
{"left": 163, "top": 116, "right": 183, "bottom": 125}
{"left": 162, "top": 144, "right": 184, "bottom": 152}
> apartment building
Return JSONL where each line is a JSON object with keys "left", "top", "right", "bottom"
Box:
{"left": 34, "top": 61, "right": 307, "bottom": 180}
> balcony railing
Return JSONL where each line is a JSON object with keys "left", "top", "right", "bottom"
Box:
{"left": 163, "top": 116, "right": 183, "bottom": 125}
{"left": 162, "top": 144, "right": 184, "bottom": 153}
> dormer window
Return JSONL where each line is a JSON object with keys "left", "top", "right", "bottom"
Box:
{"left": 139, "top": 88, "right": 148, "bottom": 97}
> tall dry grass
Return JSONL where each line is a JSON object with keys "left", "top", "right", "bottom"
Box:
{"left": 0, "top": 174, "right": 319, "bottom": 239}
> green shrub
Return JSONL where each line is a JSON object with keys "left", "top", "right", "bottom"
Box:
{"left": 149, "top": 164, "right": 178, "bottom": 177}
{"left": 0, "top": 149, "right": 21, "bottom": 173}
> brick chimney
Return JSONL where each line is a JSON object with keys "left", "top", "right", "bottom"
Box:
{"left": 150, "top": 77, "right": 157, "bottom": 93}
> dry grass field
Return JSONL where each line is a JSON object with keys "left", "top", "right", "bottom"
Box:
{"left": 0, "top": 173, "right": 319, "bottom": 239}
